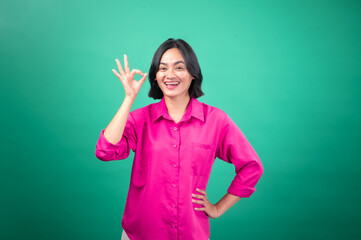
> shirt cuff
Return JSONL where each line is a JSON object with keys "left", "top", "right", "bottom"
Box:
{"left": 97, "top": 129, "right": 123, "bottom": 150}
{"left": 227, "top": 179, "right": 256, "bottom": 198}
{"left": 95, "top": 129, "right": 129, "bottom": 161}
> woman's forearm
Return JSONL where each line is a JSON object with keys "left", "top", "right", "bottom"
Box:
{"left": 103, "top": 96, "right": 135, "bottom": 145}
{"left": 215, "top": 192, "right": 241, "bottom": 217}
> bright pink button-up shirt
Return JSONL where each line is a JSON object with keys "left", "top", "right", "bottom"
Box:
{"left": 95, "top": 96, "right": 263, "bottom": 240}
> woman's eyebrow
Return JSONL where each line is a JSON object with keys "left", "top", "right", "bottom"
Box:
{"left": 160, "top": 61, "right": 185, "bottom": 66}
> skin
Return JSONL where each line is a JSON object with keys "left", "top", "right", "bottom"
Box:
{"left": 112, "top": 54, "right": 147, "bottom": 100}
{"left": 155, "top": 48, "right": 194, "bottom": 123}
{"left": 193, "top": 189, "right": 241, "bottom": 219}
{"left": 104, "top": 55, "right": 146, "bottom": 145}
{"left": 112, "top": 51, "right": 241, "bottom": 219}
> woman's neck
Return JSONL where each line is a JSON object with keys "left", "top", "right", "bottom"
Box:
{"left": 164, "top": 95, "right": 191, "bottom": 117}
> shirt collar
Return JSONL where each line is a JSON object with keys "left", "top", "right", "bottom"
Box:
{"left": 151, "top": 96, "right": 204, "bottom": 123}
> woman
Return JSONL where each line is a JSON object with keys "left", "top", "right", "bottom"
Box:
{"left": 95, "top": 38, "right": 263, "bottom": 240}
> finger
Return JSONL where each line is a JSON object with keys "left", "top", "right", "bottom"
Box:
{"left": 139, "top": 73, "right": 147, "bottom": 85}
{"left": 124, "top": 54, "right": 130, "bottom": 73}
{"left": 192, "top": 199, "right": 204, "bottom": 204}
{"left": 130, "top": 69, "right": 144, "bottom": 78}
{"left": 194, "top": 207, "right": 206, "bottom": 211}
{"left": 196, "top": 188, "right": 206, "bottom": 194}
{"left": 112, "top": 69, "right": 121, "bottom": 78}
{"left": 192, "top": 193, "right": 204, "bottom": 199}
{"left": 115, "top": 59, "right": 125, "bottom": 75}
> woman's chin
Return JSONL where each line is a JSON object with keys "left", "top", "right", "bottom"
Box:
{"left": 163, "top": 93, "right": 178, "bottom": 98}
{"left": 161, "top": 89, "right": 178, "bottom": 97}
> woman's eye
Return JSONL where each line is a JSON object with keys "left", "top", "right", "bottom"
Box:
{"left": 159, "top": 67, "right": 166, "bottom": 70}
{"left": 176, "top": 67, "right": 183, "bottom": 70}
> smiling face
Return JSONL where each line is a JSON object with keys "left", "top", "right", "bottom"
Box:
{"left": 155, "top": 48, "right": 194, "bottom": 100}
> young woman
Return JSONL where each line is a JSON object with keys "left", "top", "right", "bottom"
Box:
{"left": 95, "top": 38, "right": 264, "bottom": 240}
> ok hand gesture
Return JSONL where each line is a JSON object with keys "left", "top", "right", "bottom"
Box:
{"left": 112, "top": 54, "right": 147, "bottom": 100}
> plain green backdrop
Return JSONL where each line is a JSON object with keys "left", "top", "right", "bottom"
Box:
{"left": 1, "top": 0, "right": 360, "bottom": 239}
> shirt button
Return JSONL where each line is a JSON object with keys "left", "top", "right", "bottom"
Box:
{"left": 174, "top": 127, "right": 177, "bottom": 130}
{"left": 172, "top": 144, "right": 177, "bottom": 148}
{"left": 172, "top": 163, "right": 177, "bottom": 167}
{"left": 172, "top": 224, "right": 177, "bottom": 228}
{"left": 172, "top": 204, "right": 176, "bottom": 208}
{"left": 172, "top": 184, "right": 177, "bottom": 188}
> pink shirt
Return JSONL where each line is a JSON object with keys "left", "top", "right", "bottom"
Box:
{"left": 95, "top": 96, "right": 263, "bottom": 240}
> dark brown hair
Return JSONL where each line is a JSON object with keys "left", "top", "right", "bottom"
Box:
{"left": 148, "top": 38, "right": 204, "bottom": 99}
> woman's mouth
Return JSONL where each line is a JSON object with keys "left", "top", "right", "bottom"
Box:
{"left": 165, "top": 81, "right": 180, "bottom": 89}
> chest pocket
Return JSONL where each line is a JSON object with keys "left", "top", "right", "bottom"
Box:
{"left": 191, "top": 142, "right": 215, "bottom": 176}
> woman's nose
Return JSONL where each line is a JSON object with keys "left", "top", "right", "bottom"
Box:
{"left": 166, "top": 69, "right": 176, "bottom": 79}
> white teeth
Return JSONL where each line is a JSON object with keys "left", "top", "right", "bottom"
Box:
{"left": 165, "top": 82, "right": 179, "bottom": 85}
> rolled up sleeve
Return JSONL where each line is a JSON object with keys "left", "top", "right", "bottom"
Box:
{"left": 216, "top": 113, "right": 264, "bottom": 198}
{"left": 95, "top": 112, "right": 137, "bottom": 161}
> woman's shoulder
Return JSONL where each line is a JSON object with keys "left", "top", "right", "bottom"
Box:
{"left": 201, "top": 101, "right": 240, "bottom": 130}
{"left": 200, "top": 100, "right": 228, "bottom": 118}
{"left": 128, "top": 101, "right": 159, "bottom": 120}
{"left": 197, "top": 99, "right": 230, "bottom": 125}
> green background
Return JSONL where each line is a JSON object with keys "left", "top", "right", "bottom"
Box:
{"left": 1, "top": 0, "right": 360, "bottom": 239}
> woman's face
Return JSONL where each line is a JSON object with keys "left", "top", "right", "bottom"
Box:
{"left": 155, "top": 48, "right": 194, "bottom": 99}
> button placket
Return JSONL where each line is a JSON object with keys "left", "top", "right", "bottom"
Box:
{"left": 169, "top": 124, "right": 179, "bottom": 235}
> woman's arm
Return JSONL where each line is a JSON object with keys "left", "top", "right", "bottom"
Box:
{"left": 192, "top": 112, "right": 263, "bottom": 218}
{"left": 215, "top": 192, "right": 241, "bottom": 217}
{"left": 103, "top": 55, "right": 147, "bottom": 144}
{"left": 192, "top": 189, "right": 241, "bottom": 219}
{"left": 103, "top": 96, "right": 135, "bottom": 145}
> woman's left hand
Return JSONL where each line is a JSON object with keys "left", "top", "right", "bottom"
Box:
{"left": 192, "top": 188, "right": 221, "bottom": 219}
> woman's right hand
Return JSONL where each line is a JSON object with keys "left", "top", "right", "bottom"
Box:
{"left": 112, "top": 54, "right": 147, "bottom": 100}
